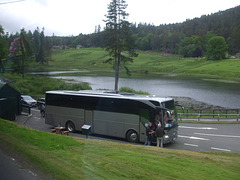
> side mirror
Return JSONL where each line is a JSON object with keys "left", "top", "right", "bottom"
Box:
{"left": 175, "top": 104, "right": 185, "bottom": 113}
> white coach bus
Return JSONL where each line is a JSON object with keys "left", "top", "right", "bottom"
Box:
{"left": 45, "top": 90, "right": 179, "bottom": 143}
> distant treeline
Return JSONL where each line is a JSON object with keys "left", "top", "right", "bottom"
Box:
{"left": 2, "top": 5, "right": 240, "bottom": 59}
{"left": 48, "top": 6, "right": 240, "bottom": 56}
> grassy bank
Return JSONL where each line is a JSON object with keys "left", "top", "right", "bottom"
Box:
{"left": 2, "top": 73, "right": 91, "bottom": 97}
{"left": 21, "top": 48, "right": 240, "bottom": 82}
{"left": 0, "top": 119, "right": 240, "bottom": 180}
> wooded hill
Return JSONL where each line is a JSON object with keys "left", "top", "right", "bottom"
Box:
{"left": 50, "top": 5, "right": 240, "bottom": 56}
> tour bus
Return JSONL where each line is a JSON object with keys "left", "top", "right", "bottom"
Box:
{"left": 45, "top": 90, "right": 179, "bottom": 144}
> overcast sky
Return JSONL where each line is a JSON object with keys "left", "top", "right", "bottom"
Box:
{"left": 0, "top": 0, "right": 239, "bottom": 36}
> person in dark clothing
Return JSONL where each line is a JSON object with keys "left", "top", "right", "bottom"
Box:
{"left": 155, "top": 111, "right": 162, "bottom": 127}
{"left": 155, "top": 123, "right": 165, "bottom": 147}
{"left": 144, "top": 122, "right": 154, "bottom": 145}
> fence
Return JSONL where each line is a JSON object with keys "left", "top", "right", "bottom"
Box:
{"left": 21, "top": 104, "right": 31, "bottom": 115}
{"left": 176, "top": 108, "right": 240, "bottom": 122}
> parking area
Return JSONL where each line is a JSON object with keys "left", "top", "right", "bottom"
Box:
{"left": 15, "top": 108, "right": 130, "bottom": 144}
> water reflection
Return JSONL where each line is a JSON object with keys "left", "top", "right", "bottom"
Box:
{"left": 27, "top": 70, "right": 89, "bottom": 75}
{"left": 53, "top": 76, "right": 240, "bottom": 109}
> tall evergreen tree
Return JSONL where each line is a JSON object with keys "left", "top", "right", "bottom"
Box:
{"left": 103, "top": 0, "right": 138, "bottom": 91}
{"left": 33, "top": 27, "right": 40, "bottom": 61}
{"left": 0, "top": 25, "right": 8, "bottom": 72}
{"left": 9, "top": 28, "right": 32, "bottom": 78}
{"left": 37, "top": 28, "right": 45, "bottom": 64}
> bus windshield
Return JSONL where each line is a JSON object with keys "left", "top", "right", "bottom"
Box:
{"left": 161, "top": 100, "right": 178, "bottom": 127}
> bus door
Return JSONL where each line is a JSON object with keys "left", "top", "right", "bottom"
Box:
{"left": 139, "top": 109, "right": 150, "bottom": 142}
{"left": 155, "top": 109, "right": 164, "bottom": 127}
{"left": 84, "top": 110, "right": 93, "bottom": 131}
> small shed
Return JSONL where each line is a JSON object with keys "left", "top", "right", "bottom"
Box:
{"left": 0, "top": 82, "right": 21, "bottom": 121}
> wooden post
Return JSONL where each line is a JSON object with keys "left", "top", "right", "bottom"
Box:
{"left": 179, "top": 113, "right": 182, "bottom": 121}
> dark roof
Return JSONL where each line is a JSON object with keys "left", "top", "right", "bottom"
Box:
{"left": 0, "top": 83, "right": 21, "bottom": 97}
{"left": 0, "top": 82, "right": 5, "bottom": 88}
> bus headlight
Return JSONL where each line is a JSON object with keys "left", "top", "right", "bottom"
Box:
{"left": 164, "top": 135, "right": 169, "bottom": 139}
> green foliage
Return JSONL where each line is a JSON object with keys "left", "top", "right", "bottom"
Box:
{"left": 33, "top": 28, "right": 51, "bottom": 65}
{"left": 8, "top": 29, "right": 33, "bottom": 77}
{"left": 119, "top": 86, "right": 150, "bottom": 95}
{"left": 47, "top": 48, "right": 240, "bottom": 82}
{"left": 206, "top": 36, "right": 228, "bottom": 60}
{"left": 179, "top": 36, "right": 203, "bottom": 57}
{"left": 0, "top": 26, "right": 8, "bottom": 61}
{"left": 136, "top": 33, "right": 153, "bottom": 50}
{"left": 72, "top": 34, "right": 91, "bottom": 48}
{"left": 2, "top": 73, "right": 91, "bottom": 97}
{"left": 5, "top": 48, "right": 240, "bottom": 82}
{"left": 103, "top": 0, "right": 138, "bottom": 90}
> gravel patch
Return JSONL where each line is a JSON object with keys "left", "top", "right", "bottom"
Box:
{"left": 172, "top": 96, "right": 224, "bottom": 109}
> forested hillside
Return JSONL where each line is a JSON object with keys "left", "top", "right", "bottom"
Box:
{"left": 50, "top": 5, "right": 239, "bottom": 56}
{"left": 1, "top": 5, "right": 240, "bottom": 66}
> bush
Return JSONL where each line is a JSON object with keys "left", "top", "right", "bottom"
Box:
{"left": 206, "top": 36, "right": 228, "bottom": 60}
{"left": 119, "top": 87, "right": 149, "bottom": 95}
{"left": 2, "top": 73, "right": 92, "bottom": 97}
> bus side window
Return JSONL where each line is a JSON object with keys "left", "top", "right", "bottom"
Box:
{"left": 139, "top": 109, "right": 150, "bottom": 127}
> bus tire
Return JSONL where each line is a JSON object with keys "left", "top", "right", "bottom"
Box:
{"left": 66, "top": 121, "right": 75, "bottom": 132}
{"left": 126, "top": 130, "right": 139, "bottom": 143}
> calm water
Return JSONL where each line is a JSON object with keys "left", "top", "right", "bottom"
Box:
{"left": 53, "top": 75, "right": 240, "bottom": 109}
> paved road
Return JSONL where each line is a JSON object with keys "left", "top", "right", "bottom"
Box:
{"left": 171, "top": 124, "right": 240, "bottom": 153}
{"left": 0, "top": 150, "right": 39, "bottom": 180}
{"left": 16, "top": 108, "right": 240, "bottom": 153}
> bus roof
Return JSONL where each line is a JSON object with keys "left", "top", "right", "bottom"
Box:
{"left": 46, "top": 90, "right": 173, "bottom": 103}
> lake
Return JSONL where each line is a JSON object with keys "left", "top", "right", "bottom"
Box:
{"left": 52, "top": 75, "right": 240, "bottom": 109}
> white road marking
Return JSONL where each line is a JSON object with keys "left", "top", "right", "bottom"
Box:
{"left": 179, "top": 126, "right": 217, "bottom": 130}
{"left": 184, "top": 143, "right": 198, "bottom": 147}
{"left": 178, "top": 135, "right": 209, "bottom": 141}
{"left": 194, "top": 133, "right": 240, "bottom": 138}
{"left": 211, "top": 147, "right": 231, "bottom": 152}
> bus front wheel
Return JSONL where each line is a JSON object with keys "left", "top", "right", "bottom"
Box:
{"left": 66, "top": 121, "right": 75, "bottom": 132}
{"left": 126, "top": 130, "right": 139, "bottom": 143}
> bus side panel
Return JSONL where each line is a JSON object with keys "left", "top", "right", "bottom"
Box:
{"left": 93, "top": 111, "right": 139, "bottom": 138}
{"left": 139, "top": 122, "right": 146, "bottom": 143}
{"left": 45, "top": 106, "right": 84, "bottom": 131}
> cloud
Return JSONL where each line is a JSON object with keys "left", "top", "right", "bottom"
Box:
{"left": 0, "top": 0, "right": 239, "bottom": 36}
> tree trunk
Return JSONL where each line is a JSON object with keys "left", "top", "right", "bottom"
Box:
{"left": 114, "top": 54, "right": 120, "bottom": 92}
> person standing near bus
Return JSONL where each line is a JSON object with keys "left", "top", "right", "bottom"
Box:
{"left": 155, "top": 111, "right": 162, "bottom": 125}
{"left": 155, "top": 123, "right": 165, "bottom": 147}
{"left": 144, "top": 122, "right": 154, "bottom": 145}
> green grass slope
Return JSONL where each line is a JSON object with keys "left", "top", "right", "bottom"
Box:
{"left": 4, "top": 48, "right": 240, "bottom": 82}
{"left": 46, "top": 48, "right": 240, "bottom": 82}
{"left": 0, "top": 119, "right": 239, "bottom": 180}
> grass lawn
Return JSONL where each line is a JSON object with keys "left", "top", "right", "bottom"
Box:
{"left": 1, "top": 73, "right": 91, "bottom": 97}
{"left": 35, "top": 48, "right": 240, "bottom": 82}
{"left": 0, "top": 119, "right": 240, "bottom": 180}
{"left": 3, "top": 48, "right": 240, "bottom": 82}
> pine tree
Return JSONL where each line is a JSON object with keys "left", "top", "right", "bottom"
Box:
{"left": 103, "top": 0, "right": 138, "bottom": 91}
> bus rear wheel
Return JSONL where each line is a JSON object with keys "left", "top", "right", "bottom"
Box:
{"left": 126, "top": 130, "right": 139, "bottom": 143}
{"left": 66, "top": 121, "right": 75, "bottom": 132}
